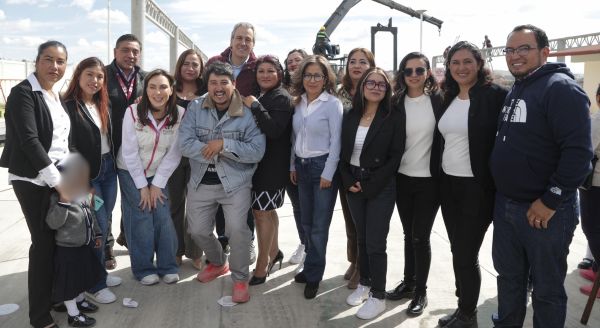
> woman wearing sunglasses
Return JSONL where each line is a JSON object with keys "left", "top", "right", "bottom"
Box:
{"left": 339, "top": 67, "right": 403, "bottom": 320}
{"left": 385, "top": 52, "right": 444, "bottom": 317}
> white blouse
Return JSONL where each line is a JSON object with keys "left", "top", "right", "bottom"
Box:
{"left": 438, "top": 97, "right": 474, "bottom": 177}
{"left": 86, "top": 103, "right": 111, "bottom": 154}
{"left": 398, "top": 94, "right": 436, "bottom": 177}
{"left": 350, "top": 126, "right": 369, "bottom": 167}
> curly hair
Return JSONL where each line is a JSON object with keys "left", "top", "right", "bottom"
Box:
{"left": 290, "top": 55, "right": 337, "bottom": 105}
{"left": 392, "top": 51, "right": 438, "bottom": 105}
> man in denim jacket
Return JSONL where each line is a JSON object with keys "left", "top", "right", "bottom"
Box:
{"left": 179, "top": 61, "right": 265, "bottom": 303}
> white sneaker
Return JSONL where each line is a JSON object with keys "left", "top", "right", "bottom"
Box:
{"left": 356, "top": 296, "right": 386, "bottom": 320}
{"left": 90, "top": 288, "right": 116, "bottom": 304}
{"left": 106, "top": 274, "right": 122, "bottom": 287}
{"left": 346, "top": 284, "right": 370, "bottom": 306}
{"left": 140, "top": 274, "right": 160, "bottom": 286}
{"left": 289, "top": 244, "right": 305, "bottom": 264}
{"left": 163, "top": 273, "right": 180, "bottom": 284}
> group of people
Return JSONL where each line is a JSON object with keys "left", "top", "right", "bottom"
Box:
{"left": 1, "top": 21, "right": 597, "bottom": 328}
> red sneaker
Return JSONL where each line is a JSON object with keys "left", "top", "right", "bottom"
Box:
{"left": 232, "top": 281, "right": 250, "bottom": 303}
{"left": 197, "top": 263, "right": 229, "bottom": 283}
{"left": 580, "top": 284, "right": 600, "bottom": 298}
{"left": 580, "top": 269, "right": 597, "bottom": 282}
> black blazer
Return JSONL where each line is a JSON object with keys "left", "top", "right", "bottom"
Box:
{"left": 64, "top": 99, "right": 115, "bottom": 180}
{"left": 339, "top": 106, "right": 404, "bottom": 199}
{"left": 0, "top": 79, "right": 69, "bottom": 178}
{"left": 440, "top": 82, "right": 508, "bottom": 191}
{"left": 394, "top": 92, "right": 444, "bottom": 178}
{"left": 251, "top": 87, "right": 294, "bottom": 191}
{"left": 106, "top": 60, "right": 145, "bottom": 154}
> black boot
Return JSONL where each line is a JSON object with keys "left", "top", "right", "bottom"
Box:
{"left": 439, "top": 308, "right": 459, "bottom": 326}
{"left": 407, "top": 293, "right": 427, "bottom": 316}
{"left": 385, "top": 280, "right": 415, "bottom": 300}
{"left": 444, "top": 310, "right": 477, "bottom": 328}
{"left": 304, "top": 282, "right": 319, "bottom": 299}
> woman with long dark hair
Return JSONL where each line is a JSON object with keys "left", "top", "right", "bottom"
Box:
{"left": 0, "top": 40, "right": 69, "bottom": 328}
{"left": 385, "top": 52, "right": 443, "bottom": 316}
{"left": 116, "top": 69, "right": 184, "bottom": 285}
{"left": 336, "top": 47, "right": 376, "bottom": 289}
{"left": 340, "top": 67, "right": 402, "bottom": 320}
{"left": 436, "top": 42, "right": 507, "bottom": 328}
{"left": 168, "top": 49, "right": 206, "bottom": 269}
{"left": 63, "top": 57, "right": 121, "bottom": 305}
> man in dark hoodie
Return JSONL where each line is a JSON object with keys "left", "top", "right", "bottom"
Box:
{"left": 490, "top": 25, "right": 592, "bottom": 328}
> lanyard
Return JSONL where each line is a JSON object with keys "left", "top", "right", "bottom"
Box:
{"left": 116, "top": 71, "right": 136, "bottom": 101}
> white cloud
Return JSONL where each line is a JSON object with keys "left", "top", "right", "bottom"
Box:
{"left": 71, "top": 0, "right": 95, "bottom": 11}
{"left": 87, "top": 8, "right": 129, "bottom": 24}
{"left": 2, "top": 36, "right": 46, "bottom": 47}
{"left": 15, "top": 18, "right": 32, "bottom": 31}
{"left": 145, "top": 31, "right": 169, "bottom": 46}
{"left": 6, "top": 0, "right": 52, "bottom": 6}
{"left": 0, "top": 10, "right": 5, "bottom": 21}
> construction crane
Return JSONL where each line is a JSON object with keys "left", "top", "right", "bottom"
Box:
{"left": 323, "top": 0, "right": 443, "bottom": 37}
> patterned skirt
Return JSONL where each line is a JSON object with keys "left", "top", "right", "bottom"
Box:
{"left": 251, "top": 188, "right": 285, "bottom": 211}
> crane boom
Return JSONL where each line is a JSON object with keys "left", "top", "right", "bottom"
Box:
{"left": 323, "top": 0, "right": 443, "bottom": 37}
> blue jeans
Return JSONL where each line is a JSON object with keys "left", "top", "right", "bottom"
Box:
{"left": 286, "top": 182, "right": 305, "bottom": 245}
{"left": 118, "top": 169, "right": 178, "bottom": 280}
{"left": 89, "top": 153, "right": 118, "bottom": 293}
{"left": 492, "top": 193, "right": 578, "bottom": 328}
{"left": 295, "top": 154, "right": 338, "bottom": 283}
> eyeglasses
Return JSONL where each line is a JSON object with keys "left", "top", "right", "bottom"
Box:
{"left": 364, "top": 80, "right": 388, "bottom": 91}
{"left": 303, "top": 73, "right": 325, "bottom": 82}
{"left": 402, "top": 67, "right": 426, "bottom": 76}
{"left": 503, "top": 45, "right": 537, "bottom": 56}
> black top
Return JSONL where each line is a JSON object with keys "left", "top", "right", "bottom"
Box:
{"left": 201, "top": 109, "right": 228, "bottom": 185}
{"left": 394, "top": 92, "right": 445, "bottom": 178}
{"left": 177, "top": 97, "right": 191, "bottom": 109}
{"left": 106, "top": 60, "right": 145, "bottom": 154}
{"left": 0, "top": 79, "right": 72, "bottom": 178}
{"left": 250, "top": 87, "right": 294, "bottom": 191}
{"left": 339, "top": 107, "right": 404, "bottom": 199}
{"left": 440, "top": 82, "right": 508, "bottom": 191}
{"left": 64, "top": 99, "right": 114, "bottom": 180}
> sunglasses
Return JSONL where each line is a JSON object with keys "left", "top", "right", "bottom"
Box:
{"left": 403, "top": 67, "right": 427, "bottom": 76}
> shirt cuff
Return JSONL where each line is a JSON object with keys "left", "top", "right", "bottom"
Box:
{"left": 39, "top": 164, "right": 61, "bottom": 188}
{"left": 132, "top": 175, "right": 149, "bottom": 190}
{"left": 151, "top": 174, "right": 168, "bottom": 189}
{"left": 540, "top": 187, "right": 563, "bottom": 210}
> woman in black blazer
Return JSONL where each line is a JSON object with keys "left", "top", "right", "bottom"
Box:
{"left": 0, "top": 41, "right": 69, "bottom": 328}
{"left": 385, "top": 52, "right": 444, "bottom": 316}
{"left": 436, "top": 42, "right": 508, "bottom": 328}
{"left": 63, "top": 57, "right": 121, "bottom": 304}
{"left": 339, "top": 67, "right": 403, "bottom": 320}
{"left": 242, "top": 55, "right": 294, "bottom": 285}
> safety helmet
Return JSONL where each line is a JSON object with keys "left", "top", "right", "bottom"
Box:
{"left": 320, "top": 26, "right": 326, "bottom": 32}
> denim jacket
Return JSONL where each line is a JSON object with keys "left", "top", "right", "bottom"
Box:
{"left": 179, "top": 90, "right": 266, "bottom": 193}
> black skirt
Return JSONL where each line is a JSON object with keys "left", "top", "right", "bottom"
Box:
{"left": 52, "top": 243, "right": 104, "bottom": 303}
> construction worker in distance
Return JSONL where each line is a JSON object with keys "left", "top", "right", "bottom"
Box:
{"left": 315, "top": 26, "right": 334, "bottom": 58}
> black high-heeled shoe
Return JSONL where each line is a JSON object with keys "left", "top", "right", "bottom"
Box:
{"left": 268, "top": 250, "right": 284, "bottom": 274}
{"left": 249, "top": 274, "right": 267, "bottom": 286}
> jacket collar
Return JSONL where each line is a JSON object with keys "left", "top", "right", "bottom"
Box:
{"left": 219, "top": 47, "right": 258, "bottom": 70}
{"left": 27, "top": 73, "right": 60, "bottom": 100}
{"left": 202, "top": 89, "right": 245, "bottom": 117}
{"left": 301, "top": 91, "right": 330, "bottom": 105}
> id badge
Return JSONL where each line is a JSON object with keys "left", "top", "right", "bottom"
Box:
{"left": 94, "top": 195, "right": 104, "bottom": 211}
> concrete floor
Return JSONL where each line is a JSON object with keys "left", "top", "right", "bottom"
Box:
{"left": 0, "top": 152, "right": 598, "bottom": 328}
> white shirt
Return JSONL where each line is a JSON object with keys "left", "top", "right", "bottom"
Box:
{"left": 439, "top": 97, "right": 474, "bottom": 177}
{"left": 86, "top": 103, "right": 111, "bottom": 154}
{"left": 398, "top": 94, "right": 436, "bottom": 177}
{"left": 9, "top": 73, "right": 70, "bottom": 187}
{"left": 294, "top": 92, "right": 339, "bottom": 158}
{"left": 350, "top": 126, "right": 369, "bottom": 167}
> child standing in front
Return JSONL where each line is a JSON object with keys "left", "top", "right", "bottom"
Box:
{"left": 46, "top": 154, "right": 104, "bottom": 327}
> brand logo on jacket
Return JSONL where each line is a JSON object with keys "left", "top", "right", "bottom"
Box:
{"left": 550, "top": 186, "right": 562, "bottom": 196}
{"left": 501, "top": 99, "right": 527, "bottom": 123}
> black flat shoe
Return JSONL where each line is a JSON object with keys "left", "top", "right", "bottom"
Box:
{"left": 385, "top": 281, "right": 415, "bottom": 300}
{"left": 439, "top": 308, "right": 459, "bottom": 327}
{"left": 76, "top": 299, "right": 98, "bottom": 313}
{"left": 442, "top": 310, "right": 477, "bottom": 328}
{"left": 68, "top": 313, "right": 96, "bottom": 327}
{"left": 268, "top": 250, "right": 284, "bottom": 274}
{"left": 294, "top": 272, "right": 307, "bottom": 284}
{"left": 249, "top": 274, "right": 267, "bottom": 286}
{"left": 304, "top": 282, "right": 319, "bottom": 299}
{"left": 407, "top": 293, "right": 427, "bottom": 316}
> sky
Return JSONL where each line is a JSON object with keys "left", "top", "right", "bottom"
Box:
{"left": 0, "top": 0, "right": 599, "bottom": 76}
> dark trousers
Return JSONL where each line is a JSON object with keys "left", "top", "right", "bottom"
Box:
{"left": 167, "top": 158, "right": 203, "bottom": 259}
{"left": 286, "top": 182, "right": 305, "bottom": 245}
{"left": 395, "top": 173, "right": 440, "bottom": 293}
{"left": 346, "top": 180, "right": 396, "bottom": 299}
{"left": 580, "top": 187, "right": 600, "bottom": 264}
{"left": 339, "top": 187, "right": 358, "bottom": 265}
{"left": 12, "top": 180, "right": 55, "bottom": 328}
{"left": 440, "top": 173, "right": 493, "bottom": 315}
{"left": 492, "top": 193, "right": 578, "bottom": 328}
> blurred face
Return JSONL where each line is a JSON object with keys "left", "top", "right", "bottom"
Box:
{"left": 363, "top": 73, "right": 387, "bottom": 104}
{"left": 403, "top": 58, "right": 429, "bottom": 93}
{"left": 146, "top": 74, "right": 173, "bottom": 111}
{"left": 302, "top": 63, "right": 326, "bottom": 98}
{"left": 230, "top": 27, "right": 254, "bottom": 60}
{"left": 449, "top": 49, "right": 480, "bottom": 89}
{"left": 180, "top": 53, "right": 202, "bottom": 82}
{"left": 505, "top": 30, "right": 548, "bottom": 79}
{"left": 286, "top": 52, "right": 304, "bottom": 73}
{"left": 207, "top": 73, "right": 235, "bottom": 110}
{"left": 35, "top": 46, "right": 67, "bottom": 88}
{"left": 347, "top": 51, "right": 371, "bottom": 83}
{"left": 257, "top": 62, "right": 278, "bottom": 92}
{"left": 114, "top": 41, "right": 141, "bottom": 72}
{"left": 78, "top": 65, "right": 104, "bottom": 100}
